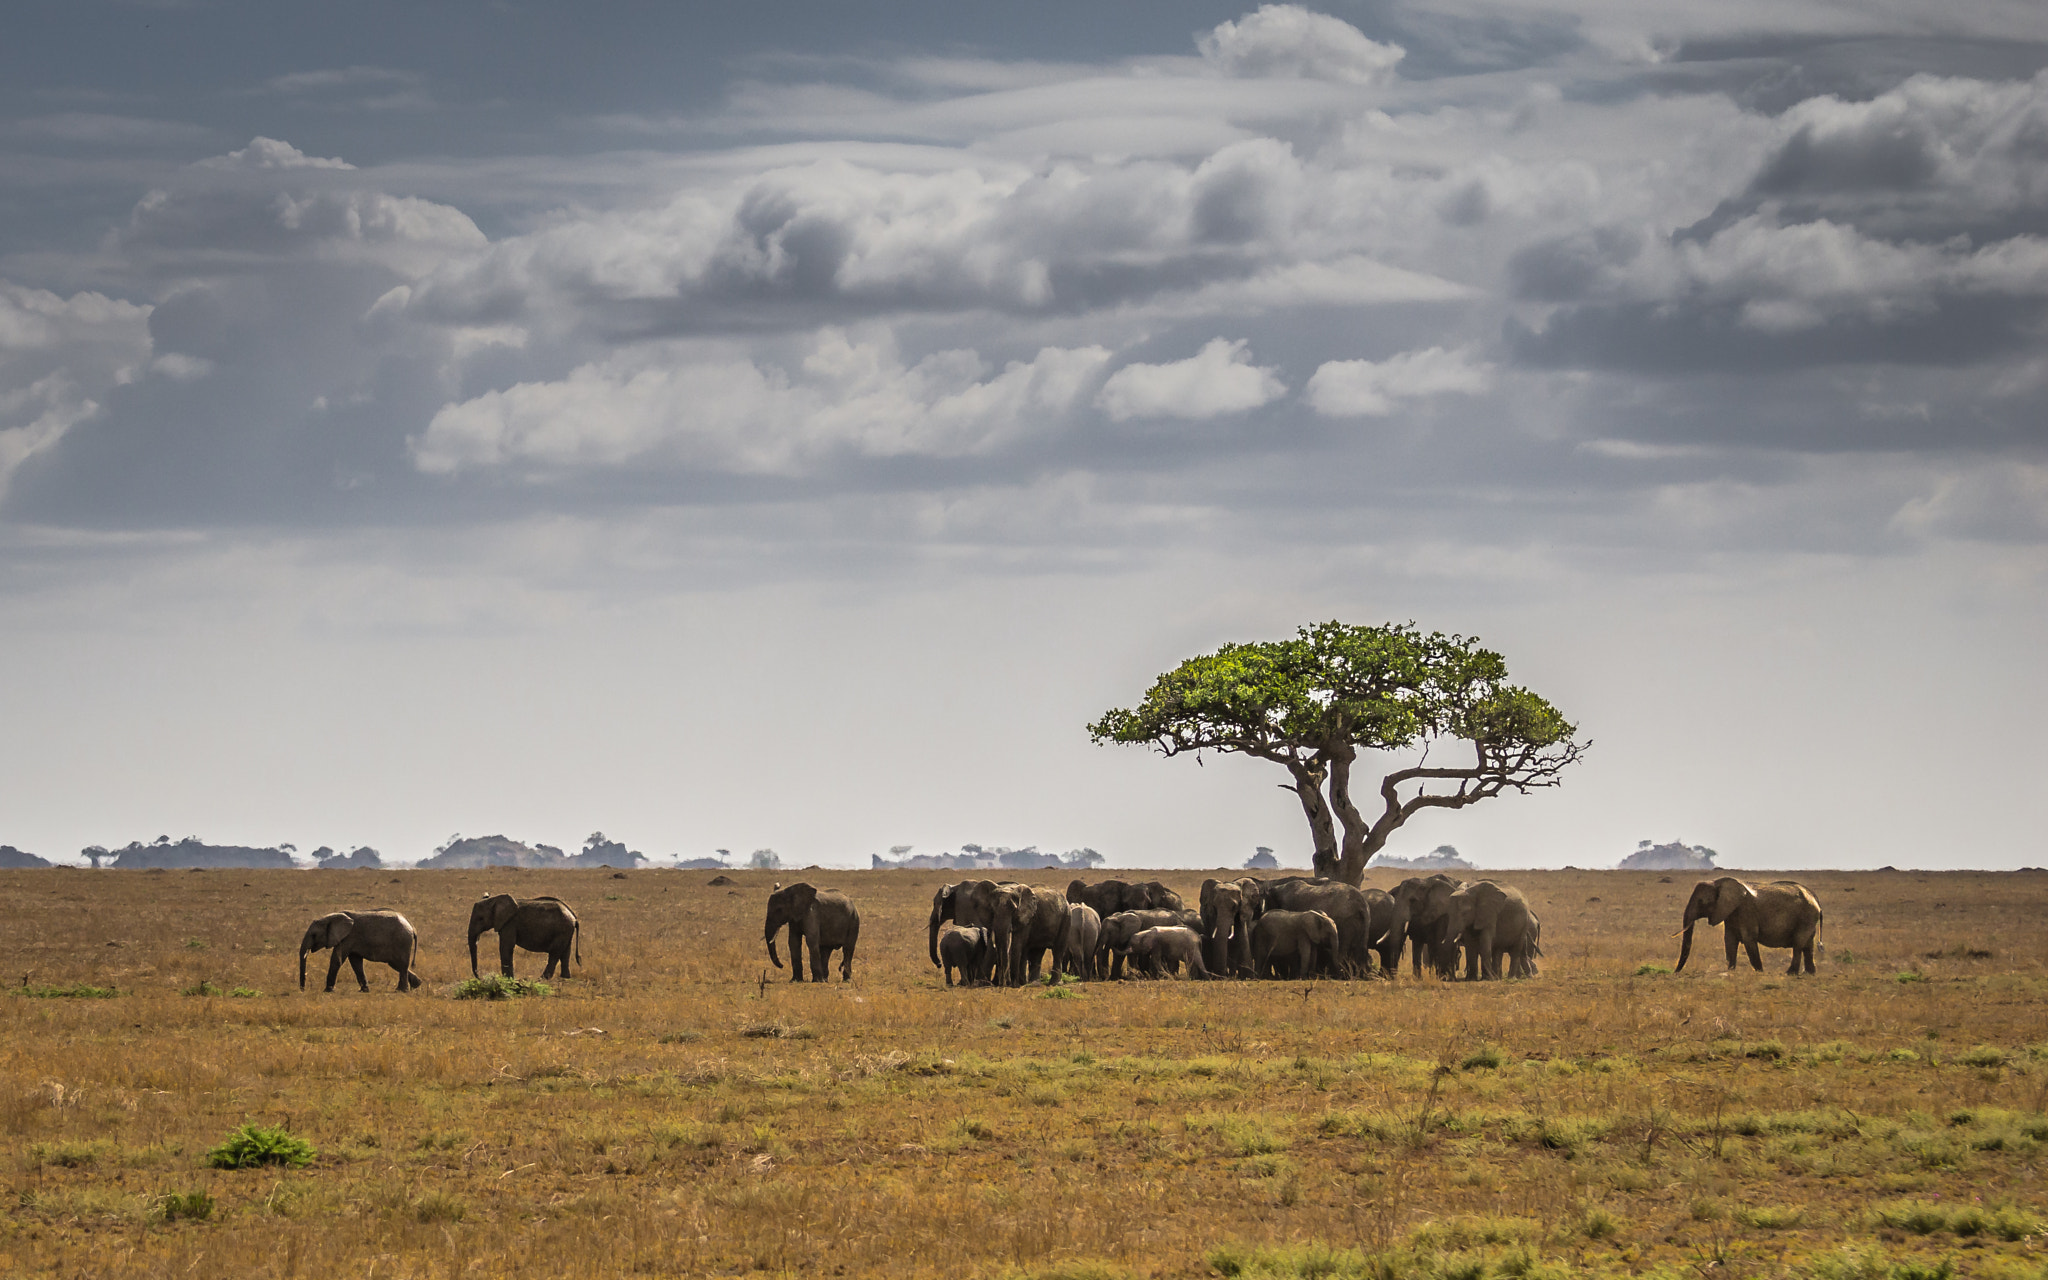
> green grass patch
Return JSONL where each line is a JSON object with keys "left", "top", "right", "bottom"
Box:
{"left": 19, "top": 983, "right": 118, "bottom": 998}
{"left": 206, "top": 1123, "right": 316, "bottom": 1169}
{"left": 450, "top": 975, "right": 552, "bottom": 1000}
{"left": 180, "top": 979, "right": 223, "bottom": 997}
{"left": 152, "top": 1189, "right": 214, "bottom": 1222}
{"left": 1633, "top": 963, "right": 1671, "bottom": 975}
{"left": 1460, "top": 1045, "right": 1506, "bottom": 1071}
{"left": 1896, "top": 970, "right": 1929, "bottom": 984}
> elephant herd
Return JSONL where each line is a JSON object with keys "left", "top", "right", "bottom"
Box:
{"left": 306, "top": 870, "right": 1829, "bottom": 996}
{"left": 777, "top": 871, "right": 1827, "bottom": 987}
{"left": 297, "top": 894, "right": 581, "bottom": 992}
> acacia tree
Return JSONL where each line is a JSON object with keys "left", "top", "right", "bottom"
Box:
{"left": 1088, "top": 621, "right": 1585, "bottom": 885}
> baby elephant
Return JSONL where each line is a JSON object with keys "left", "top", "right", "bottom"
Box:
{"left": 1128, "top": 925, "right": 1212, "bottom": 980}
{"left": 300, "top": 910, "right": 422, "bottom": 993}
{"left": 940, "top": 924, "right": 994, "bottom": 987}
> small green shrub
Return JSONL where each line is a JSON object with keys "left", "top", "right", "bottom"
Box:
{"left": 154, "top": 1189, "right": 215, "bottom": 1222}
{"left": 413, "top": 1190, "right": 466, "bottom": 1223}
{"left": 1735, "top": 1204, "right": 1804, "bottom": 1230}
{"left": 1460, "top": 1045, "right": 1506, "bottom": 1071}
{"left": 20, "top": 983, "right": 118, "bottom": 999}
{"left": 450, "top": 975, "right": 552, "bottom": 1000}
{"left": 206, "top": 1124, "right": 316, "bottom": 1170}
{"left": 1896, "top": 970, "right": 1928, "bottom": 984}
{"left": 1633, "top": 963, "right": 1671, "bottom": 976}
{"left": 1743, "top": 1039, "right": 1788, "bottom": 1061}
{"left": 181, "top": 980, "right": 223, "bottom": 997}
{"left": 228, "top": 987, "right": 261, "bottom": 998}
{"left": 1957, "top": 1046, "right": 2007, "bottom": 1068}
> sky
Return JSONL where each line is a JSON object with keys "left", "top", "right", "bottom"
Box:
{"left": 3, "top": 0, "right": 2046, "bottom": 871}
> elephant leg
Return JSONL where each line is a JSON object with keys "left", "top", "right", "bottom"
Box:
{"left": 349, "top": 954, "right": 370, "bottom": 992}
{"left": 787, "top": 924, "right": 806, "bottom": 982}
{"left": 1745, "top": 938, "right": 1764, "bottom": 972}
{"left": 324, "top": 950, "right": 345, "bottom": 993}
{"left": 1804, "top": 945, "right": 1817, "bottom": 975}
{"left": 500, "top": 933, "right": 517, "bottom": 978}
{"left": 1724, "top": 929, "right": 1740, "bottom": 970}
{"left": 840, "top": 938, "right": 856, "bottom": 981}
{"left": 390, "top": 961, "right": 409, "bottom": 991}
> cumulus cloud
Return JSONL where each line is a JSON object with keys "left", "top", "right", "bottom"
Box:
{"left": 1306, "top": 347, "right": 1494, "bottom": 416}
{"left": 0, "top": 284, "right": 153, "bottom": 502}
{"left": 412, "top": 330, "right": 1113, "bottom": 474}
{"left": 1096, "top": 338, "right": 1286, "bottom": 420}
{"left": 1198, "top": 5, "right": 1404, "bottom": 85}
{"left": 198, "top": 136, "right": 355, "bottom": 170}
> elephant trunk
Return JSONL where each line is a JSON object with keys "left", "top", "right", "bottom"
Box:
{"left": 928, "top": 912, "right": 943, "bottom": 969}
{"left": 467, "top": 925, "right": 483, "bottom": 978}
{"left": 765, "top": 914, "right": 784, "bottom": 969}
{"left": 1675, "top": 909, "right": 1698, "bottom": 972}
{"left": 299, "top": 944, "right": 309, "bottom": 990}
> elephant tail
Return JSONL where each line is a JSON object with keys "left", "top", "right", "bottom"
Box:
{"left": 1814, "top": 914, "right": 1825, "bottom": 957}
{"left": 574, "top": 920, "right": 582, "bottom": 965}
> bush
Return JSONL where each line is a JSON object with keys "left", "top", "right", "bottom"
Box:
{"left": 154, "top": 1189, "right": 215, "bottom": 1222}
{"left": 450, "top": 975, "right": 551, "bottom": 1000}
{"left": 1633, "top": 963, "right": 1671, "bottom": 976}
{"left": 1460, "top": 1045, "right": 1506, "bottom": 1071}
{"left": 206, "top": 1124, "right": 316, "bottom": 1169}
{"left": 181, "top": 980, "right": 223, "bottom": 997}
{"left": 229, "top": 987, "right": 261, "bottom": 998}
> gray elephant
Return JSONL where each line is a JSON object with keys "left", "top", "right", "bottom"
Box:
{"left": 1261, "top": 878, "right": 1375, "bottom": 977}
{"left": 1359, "top": 885, "right": 1406, "bottom": 976}
{"left": 1100, "top": 908, "right": 1202, "bottom": 978}
{"left": 1062, "top": 903, "right": 1103, "bottom": 979}
{"left": 991, "top": 884, "right": 1069, "bottom": 987}
{"left": 1390, "top": 874, "right": 1464, "bottom": 976}
{"left": 467, "top": 894, "right": 579, "bottom": 980}
{"left": 929, "top": 880, "right": 1015, "bottom": 972}
{"left": 1128, "top": 925, "right": 1212, "bottom": 979}
{"left": 1442, "top": 881, "right": 1540, "bottom": 980}
{"left": 1675, "top": 877, "right": 1823, "bottom": 975}
{"left": 1066, "top": 879, "right": 1186, "bottom": 919}
{"left": 299, "top": 910, "right": 421, "bottom": 992}
{"left": 938, "top": 924, "right": 993, "bottom": 987}
{"left": 1199, "top": 877, "right": 1261, "bottom": 978}
{"left": 1251, "top": 908, "right": 1340, "bottom": 979}
{"left": 764, "top": 883, "right": 860, "bottom": 982}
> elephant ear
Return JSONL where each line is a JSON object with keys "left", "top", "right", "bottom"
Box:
{"left": 324, "top": 914, "right": 356, "bottom": 948}
{"left": 1708, "top": 878, "right": 1755, "bottom": 927}
{"left": 488, "top": 895, "right": 518, "bottom": 929}
{"left": 784, "top": 883, "right": 819, "bottom": 918}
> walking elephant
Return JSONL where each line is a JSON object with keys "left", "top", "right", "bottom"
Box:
{"left": 1262, "top": 878, "right": 1374, "bottom": 977}
{"left": 938, "top": 924, "right": 993, "bottom": 987}
{"left": 1199, "top": 877, "right": 1260, "bottom": 978}
{"left": 1100, "top": 908, "right": 1203, "bottom": 979}
{"left": 1251, "top": 909, "right": 1340, "bottom": 979}
{"left": 1128, "top": 926, "right": 1212, "bottom": 979}
{"left": 300, "top": 910, "right": 421, "bottom": 992}
{"left": 1442, "top": 881, "right": 1540, "bottom": 980}
{"left": 1062, "top": 903, "right": 1103, "bottom": 979}
{"left": 1675, "top": 878, "right": 1823, "bottom": 975}
{"left": 764, "top": 883, "right": 860, "bottom": 982}
{"left": 1390, "top": 874, "right": 1464, "bottom": 977}
{"left": 991, "top": 884, "right": 1069, "bottom": 987}
{"left": 468, "top": 894, "right": 579, "bottom": 980}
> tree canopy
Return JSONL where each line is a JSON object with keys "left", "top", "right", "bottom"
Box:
{"left": 1088, "top": 621, "right": 1585, "bottom": 884}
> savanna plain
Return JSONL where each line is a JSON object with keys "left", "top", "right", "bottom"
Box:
{"left": 3, "top": 867, "right": 2045, "bottom": 1280}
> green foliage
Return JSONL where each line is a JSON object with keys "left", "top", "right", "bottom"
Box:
{"left": 1957, "top": 1046, "right": 2007, "bottom": 1068}
{"left": 19, "top": 982, "right": 118, "bottom": 998}
{"left": 181, "top": 980, "right": 223, "bottom": 997}
{"left": 206, "top": 1123, "right": 316, "bottom": 1169}
{"left": 450, "top": 974, "right": 552, "bottom": 1000}
{"left": 228, "top": 987, "right": 261, "bottom": 998}
{"left": 1896, "top": 970, "right": 1928, "bottom": 984}
{"left": 1460, "top": 1046, "right": 1506, "bottom": 1071}
{"left": 1633, "top": 963, "right": 1671, "bottom": 975}
{"left": 153, "top": 1189, "right": 215, "bottom": 1222}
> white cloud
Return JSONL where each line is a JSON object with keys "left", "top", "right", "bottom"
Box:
{"left": 411, "top": 330, "right": 1113, "bottom": 474}
{"left": 1197, "top": 5, "right": 1404, "bottom": 85}
{"left": 1306, "top": 346, "right": 1494, "bottom": 416}
{"left": 0, "top": 283, "right": 153, "bottom": 503}
{"left": 197, "top": 136, "right": 355, "bottom": 171}
{"left": 1096, "top": 338, "right": 1286, "bottom": 420}
{"left": 149, "top": 353, "right": 214, "bottom": 382}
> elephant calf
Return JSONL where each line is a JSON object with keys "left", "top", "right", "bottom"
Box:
{"left": 1128, "top": 926, "right": 1212, "bottom": 980}
{"left": 300, "top": 910, "right": 422, "bottom": 993}
{"left": 1251, "top": 909, "right": 1340, "bottom": 979}
{"left": 1062, "top": 903, "right": 1102, "bottom": 979}
{"left": 939, "top": 925, "right": 993, "bottom": 987}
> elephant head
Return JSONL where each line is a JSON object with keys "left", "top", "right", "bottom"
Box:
{"left": 1675, "top": 877, "right": 1755, "bottom": 972}
{"left": 299, "top": 912, "right": 354, "bottom": 989}
{"left": 928, "top": 883, "right": 960, "bottom": 968}
{"left": 764, "top": 883, "right": 820, "bottom": 969}
{"left": 467, "top": 894, "right": 518, "bottom": 977}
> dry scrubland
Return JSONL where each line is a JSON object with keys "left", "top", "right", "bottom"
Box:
{"left": 2, "top": 867, "right": 2046, "bottom": 1279}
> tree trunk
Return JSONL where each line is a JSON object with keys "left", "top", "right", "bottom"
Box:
{"left": 1325, "top": 747, "right": 1391, "bottom": 887}
{"left": 1285, "top": 757, "right": 1339, "bottom": 877}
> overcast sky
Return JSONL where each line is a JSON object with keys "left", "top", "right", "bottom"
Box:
{"left": 4, "top": 1, "right": 2046, "bottom": 870}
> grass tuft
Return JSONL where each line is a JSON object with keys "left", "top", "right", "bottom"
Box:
{"left": 152, "top": 1189, "right": 214, "bottom": 1222}
{"left": 19, "top": 982, "right": 118, "bottom": 998}
{"left": 1460, "top": 1045, "right": 1506, "bottom": 1071}
{"left": 739, "top": 1020, "right": 814, "bottom": 1039}
{"left": 206, "top": 1123, "right": 316, "bottom": 1169}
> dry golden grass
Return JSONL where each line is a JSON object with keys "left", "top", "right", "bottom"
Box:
{"left": 2, "top": 866, "right": 2046, "bottom": 1279}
